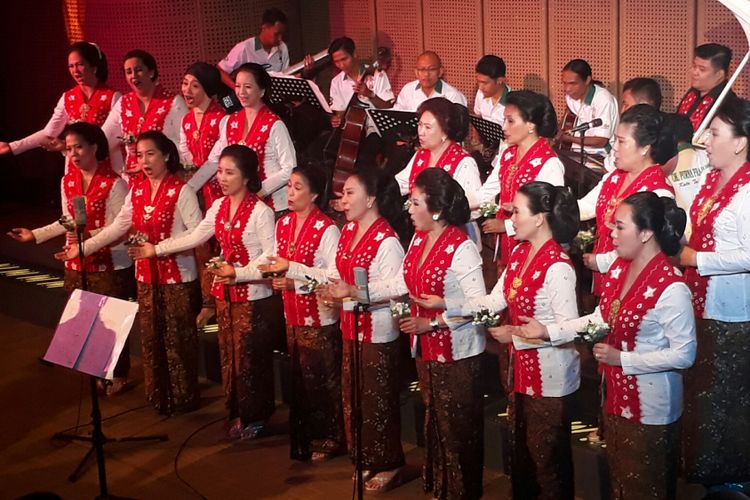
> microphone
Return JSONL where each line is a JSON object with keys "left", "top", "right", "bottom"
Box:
{"left": 566, "top": 118, "right": 603, "bottom": 134}
{"left": 353, "top": 267, "right": 370, "bottom": 305}
{"left": 72, "top": 195, "right": 87, "bottom": 229}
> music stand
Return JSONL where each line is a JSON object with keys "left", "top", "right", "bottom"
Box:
{"left": 268, "top": 74, "right": 332, "bottom": 113}
{"left": 469, "top": 115, "right": 504, "bottom": 150}
{"left": 47, "top": 285, "right": 166, "bottom": 497}
{"left": 367, "top": 109, "right": 418, "bottom": 137}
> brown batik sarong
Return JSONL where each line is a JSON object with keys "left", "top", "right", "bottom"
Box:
{"left": 287, "top": 323, "right": 344, "bottom": 459}
{"left": 65, "top": 267, "right": 136, "bottom": 378}
{"left": 416, "top": 354, "right": 484, "bottom": 500}
{"left": 137, "top": 280, "right": 201, "bottom": 415}
{"left": 605, "top": 413, "right": 679, "bottom": 499}
{"left": 683, "top": 318, "right": 750, "bottom": 485}
{"left": 342, "top": 338, "right": 405, "bottom": 472}
{"left": 215, "top": 294, "right": 284, "bottom": 425}
{"left": 508, "top": 392, "right": 575, "bottom": 500}
{"left": 193, "top": 238, "right": 220, "bottom": 309}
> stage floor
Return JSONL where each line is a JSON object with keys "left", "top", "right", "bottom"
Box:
{"left": 0, "top": 313, "right": 512, "bottom": 499}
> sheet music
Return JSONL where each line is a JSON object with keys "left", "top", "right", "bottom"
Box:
{"left": 45, "top": 289, "right": 139, "bottom": 380}
{"left": 268, "top": 72, "right": 332, "bottom": 113}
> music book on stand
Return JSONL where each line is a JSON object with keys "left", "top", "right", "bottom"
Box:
{"left": 268, "top": 72, "right": 332, "bottom": 113}
{"left": 44, "top": 289, "right": 138, "bottom": 379}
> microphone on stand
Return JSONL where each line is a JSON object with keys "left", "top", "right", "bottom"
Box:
{"left": 565, "top": 118, "right": 603, "bottom": 135}
{"left": 72, "top": 195, "right": 88, "bottom": 230}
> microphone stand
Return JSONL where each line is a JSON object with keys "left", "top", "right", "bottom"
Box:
{"left": 577, "top": 129, "right": 587, "bottom": 196}
{"left": 352, "top": 301, "right": 368, "bottom": 500}
{"left": 53, "top": 224, "right": 167, "bottom": 498}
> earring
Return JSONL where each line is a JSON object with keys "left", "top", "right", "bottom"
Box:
{"left": 432, "top": 213, "right": 440, "bottom": 221}
{"left": 441, "top": 136, "right": 447, "bottom": 143}
{"left": 641, "top": 239, "right": 648, "bottom": 244}
{"left": 735, "top": 149, "right": 742, "bottom": 155}
{"left": 367, "top": 201, "right": 373, "bottom": 209}
{"left": 528, "top": 128, "right": 534, "bottom": 135}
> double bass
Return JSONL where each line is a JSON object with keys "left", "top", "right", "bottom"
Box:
{"left": 331, "top": 61, "right": 380, "bottom": 194}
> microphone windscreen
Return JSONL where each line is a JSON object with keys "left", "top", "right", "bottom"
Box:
{"left": 72, "top": 196, "right": 87, "bottom": 227}
{"left": 353, "top": 266, "right": 370, "bottom": 305}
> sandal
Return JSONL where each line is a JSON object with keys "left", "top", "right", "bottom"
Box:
{"left": 237, "top": 421, "right": 266, "bottom": 441}
{"left": 364, "top": 466, "right": 407, "bottom": 493}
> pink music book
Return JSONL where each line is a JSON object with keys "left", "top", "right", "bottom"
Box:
{"left": 44, "top": 289, "right": 138, "bottom": 379}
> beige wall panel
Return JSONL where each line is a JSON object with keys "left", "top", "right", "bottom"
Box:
{"left": 375, "top": 0, "right": 424, "bottom": 97}
{"left": 620, "top": 0, "right": 694, "bottom": 111}
{"left": 422, "top": 0, "right": 484, "bottom": 107}
{"left": 483, "top": 0, "right": 549, "bottom": 96}
{"left": 329, "top": 0, "right": 377, "bottom": 60}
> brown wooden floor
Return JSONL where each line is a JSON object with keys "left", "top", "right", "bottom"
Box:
{"left": 0, "top": 313, "right": 511, "bottom": 499}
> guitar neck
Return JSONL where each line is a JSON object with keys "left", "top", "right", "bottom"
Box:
{"left": 283, "top": 49, "right": 330, "bottom": 75}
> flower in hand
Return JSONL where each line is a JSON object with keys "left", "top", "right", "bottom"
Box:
{"left": 124, "top": 231, "right": 149, "bottom": 247}
{"left": 399, "top": 317, "right": 431, "bottom": 335}
{"left": 128, "top": 241, "right": 156, "bottom": 260}
{"left": 58, "top": 215, "right": 76, "bottom": 232}
{"left": 298, "top": 275, "right": 320, "bottom": 294}
{"left": 592, "top": 342, "right": 621, "bottom": 366}
{"left": 576, "top": 321, "right": 610, "bottom": 344}
{"left": 206, "top": 256, "right": 227, "bottom": 270}
{"left": 390, "top": 300, "right": 411, "bottom": 319}
{"left": 472, "top": 308, "right": 501, "bottom": 327}
{"left": 477, "top": 201, "right": 499, "bottom": 219}
{"left": 572, "top": 229, "right": 597, "bottom": 253}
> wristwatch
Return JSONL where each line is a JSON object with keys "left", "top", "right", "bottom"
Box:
{"left": 429, "top": 317, "right": 440, "bottom": 331}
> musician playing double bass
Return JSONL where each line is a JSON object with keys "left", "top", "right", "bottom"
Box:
{"left": 556, "top": 59, "right": 619, "bottom": 162}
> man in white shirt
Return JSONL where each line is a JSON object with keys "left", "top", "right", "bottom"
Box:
{"left": 472, "top": 55, "right": 509, "bottom": 179}
{"left": 474, "top": 55, "right": 509, "bottom": 126}
{"left": 602, "top": 77, "right": 663, "bottom": 172}
{"left": 328, "top": 37, "right": 395, "bottom": 129}
{"left": 327, "top": 37, "right": 395, "bottom": 167}
{"left": 217, "top": 8, "right": 290, "bottom": 88}
{"left": 393, "top": 51, "right": 468, "bottom": 111}
{"left": 557, "top": 59, "right": 619, "bottom": 159}
{"left": 381, "top": 52, "right": 467, "bottom": 175}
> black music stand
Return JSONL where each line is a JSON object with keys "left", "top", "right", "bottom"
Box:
{"left": 48, "top": 232, "right": 166, "bottom": 498}
{"left": 470, "top": 115, "right": 504, "bottom": 150}
{"left": 268, "top": 75, "right": 331, "bottom": 112}
{"left": 367, "top": 109, "right": 418, "bottom": 136}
